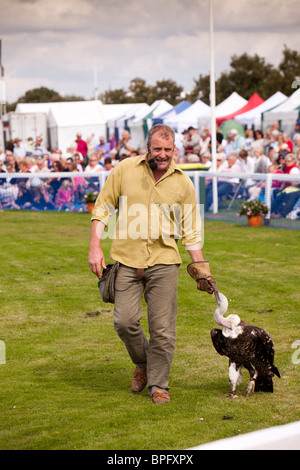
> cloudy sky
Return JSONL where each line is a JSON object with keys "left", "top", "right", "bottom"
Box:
{"left": 1, "top": 0, "right": 300, "bottom": 103}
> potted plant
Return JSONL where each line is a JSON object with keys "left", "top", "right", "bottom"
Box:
{"left": 238, "top": 200, "right": 269, "bottom": 226}
{"left": 83, "top": 192, "right": 99, "bottom": 213}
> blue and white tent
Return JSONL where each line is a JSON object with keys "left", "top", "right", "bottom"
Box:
{"left": 152, "top": 101, "right": 191, "bottom": 126}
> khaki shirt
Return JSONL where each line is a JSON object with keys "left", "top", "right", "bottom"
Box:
{"left": 91, "top": 154, "right": 202, "bottom": 269}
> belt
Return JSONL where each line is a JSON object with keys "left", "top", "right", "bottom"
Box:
{"left": 136, "top": 268, "right": 144, "bottom": 279}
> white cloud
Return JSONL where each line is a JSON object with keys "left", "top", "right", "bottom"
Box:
{"left": 1, "top": 0, "right": 300, "bottom": 102}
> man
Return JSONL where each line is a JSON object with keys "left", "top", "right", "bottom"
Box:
{"left": 116, "top": 130, "right": 136, "bottom": 159}
{"left": 32, "top": 136, "right": 49, "bottom": 159}
{"left": 13, "top": 138, "right": 26, "bottom": 159}
{"left": 75, "top": 133, "right": 88, "bottom": 158}
{"left": 94, "top": 136, "right": 111, "bottom": 159}
{"left": 182, "top": 126, "right": 201, "bottom": 157}
{"left": 88, "top": 124, "right": 215, "bottom": 404}
{"left": 206, "top": 153, "right": 241, "bottom": 211}
{"left": 224, "top": 129, "right": 245, "bottom": 157}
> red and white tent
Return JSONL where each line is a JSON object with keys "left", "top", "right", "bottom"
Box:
{"left": 216, "top": 93, "right": 265, "bottom": 126}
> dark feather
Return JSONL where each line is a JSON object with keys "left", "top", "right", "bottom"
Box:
{"left": 211, "top": 320, "right": 280, "bottom": 395}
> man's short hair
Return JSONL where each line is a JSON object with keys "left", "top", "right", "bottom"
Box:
{"left": 147, "top": 124, "right": 175, "bottom": 148}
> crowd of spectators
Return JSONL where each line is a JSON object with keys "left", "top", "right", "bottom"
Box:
{"left": 0, "top": 120, "right": 300, "bottom": 219}
{"left": 176, "top": 120, "right": 300, "bottom": 219}
{"left": 0, "top": 130, "right": 142, "bottom": 212}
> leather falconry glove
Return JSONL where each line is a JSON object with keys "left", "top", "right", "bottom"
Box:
{"left": 187, "top": 261, "right": 217, "bottom": 295}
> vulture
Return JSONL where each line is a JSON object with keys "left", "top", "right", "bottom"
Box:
{"left": 210, "top": 291, "right": 280, "bottom": 398}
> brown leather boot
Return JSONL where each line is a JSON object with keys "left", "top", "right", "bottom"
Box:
{"left": 131, "top": 367, "right": 147, "bottom": 393}
{"left": 152, "top": 390, "right": 171, "bottom": 404}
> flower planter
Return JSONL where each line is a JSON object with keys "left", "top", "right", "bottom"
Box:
{"left": 247, "top": 215, "right": 262, "bottom": 227}
{"left": 87, "top": 202, "right": 95, "bottom": 214}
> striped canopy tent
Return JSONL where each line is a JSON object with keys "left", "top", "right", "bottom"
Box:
{"left": 216, "top": 93, "right": 265, "bottom": 126}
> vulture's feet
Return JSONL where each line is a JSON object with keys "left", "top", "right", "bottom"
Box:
{"left": 227, "top": 391, "right": 239, "bottom": 399}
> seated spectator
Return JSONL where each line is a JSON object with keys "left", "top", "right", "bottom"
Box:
{"left": 205, "top": 153, "right": 241, "bottom": 210}
{"left": 30, "top": 156, "right": 49, "bottom": 188}
{"left": 48, "top": 160, "right": 64, "bottom": 199}
{"left": 201, "top": 152, "right": 212, "bottom": 168}
{"left": 224, "top": 129, "right": 246, "bottom": 157}
{"left": 55, "top": 180, "right": 74, "bottom": 211}
{"left": 24, "top": 156, "right": 35, "bottom": 172}
{"left": 5, "top": 152, "right": 19, "bottom": 172}
{"left": 245, "top": 129, "right": 254, "bottom": 152}
{"left": 199, "top": 127, "right": 211, "bottom": 157}
{"left": 237, "top": 149, "right": 255, "bottom": 193}
{"left": 74, "top": 183, "right": 88, "bottom": 212}
{"left": 116, "top": 130, "right": 137, "bottom": 159}
{"left": 283, "top": 153, "right": 300, "bottom": 176}
{"left": 74, "top": 153, "right": 83, "bottom": 171}
{"left": 282, "top": 133, "right": 293, "bottom": 153}
{"left": 186, "top": 154, "right": 200, "bottom": 164}
{"left": 238, "top": 149, "right": 255, "bottom": 173}
{"left": 109, "top": 133, "right": 117, "bottom": 151}
{"left": 253, "top": 146, "right": 272, "bottom": 173}
{"left": 293, "top": 133, "right": 300, "bottom": 157}
{"left": 272, "top": 182, "right": 300, "bottom": 218}
{"left": 251, "top": 129, "right": 264, "bottom": 154}
{"left": 84, "top": 153, "right": 103, "bottom": 173}
{"left": 26, "top": 137, "right": 34, "bottom": 156}
{"left": 14, "top": 182, "right": 34, "bottom": 210}
{"left": 94, "top": 136, "right": 111, "bottom": 159}
{"left": 69, "top": 161, "right": 87, "bottom": 193}
{"left": 32, "top": 136, "right": 49, "bottom": 159}
{"left": 63, "top": 143, "right": 83, "bottom": 163}
{"left": 0, "top": 163, "right": 19, "bottom": 209}
{"left": 31, "top": 185, "right": 55, "bottom": 211}
{"left": 182, "top": 127, "right": 201, "bottom": 158}
{"left": 0, "top": 161, "right": 6, "bottom": 186}
{"left": 13, "top": 138, "right": 26, "bottom": 159}
{"left": 103, "top": 157, "right": 113, "bottom": 172}
{"left": 63, "top": 157, "right": 74, "bottom": 172}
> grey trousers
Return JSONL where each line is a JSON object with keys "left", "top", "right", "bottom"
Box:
{"left": 113, "top": 264, "right": 179, "bottom": 396}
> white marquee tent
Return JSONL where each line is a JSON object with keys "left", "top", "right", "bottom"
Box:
{"left": 163, "top": 99, "right": 211, "bottom": 133}
{"left": 15, "top": 101, "right": 142, "bottom": 152}
{"left": 235, "top": 91, "right": 287, "bottom": 129}
{"left": 106, "top": 102, "right": 150, "bottom": 145}
{"left": 215, "top": 92, "right": 247, "bottom": 119}
{"left": 128, "top": 99, "right": 172, "bottom": 149}
{"left": 47, "top": 101, "right": 107, "bottom": 153}
{"left": 262, "top": 88, "right": 300, "bottom": 133}
{"left": 161, "top": 93, "right": 247, "bottom": 132}
{"left": 15, "top": 101, "right": 108, "bottom": 152}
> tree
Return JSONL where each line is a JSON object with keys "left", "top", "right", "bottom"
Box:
{"left": 18, "top": 87, "right": 63, "bottom": 103}
{"left": 128, "top": 78, "right": 151, "bottom": 103}
{"left": 150, "top": 79, "right": 183, "bottom": 106}
{"left": 187, "top": 74, "right": 210, "bottom": 105}
{"left": 216, "top": 53, "right": 277, "bottom": 101}
{"left": 99, "top": 88, "right": 130, "bottom": 104}
{"left": 278, "top": 45, "right": 300, "bottom": 95}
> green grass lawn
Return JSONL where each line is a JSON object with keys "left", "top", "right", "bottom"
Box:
{"left": 0, "top": 211, "right": 299, "bottom": 450}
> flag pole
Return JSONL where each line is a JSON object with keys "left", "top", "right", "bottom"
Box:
{"left": 209, "top": 0, "right": 218, "bottom": 214}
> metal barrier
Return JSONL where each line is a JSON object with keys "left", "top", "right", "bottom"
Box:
{"left": 0, "top": 170, "right": 299, "bottom": 221}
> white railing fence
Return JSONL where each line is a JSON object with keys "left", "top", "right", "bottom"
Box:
{"left": 0, "top": 171, "right": 299, "bottom": 220}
